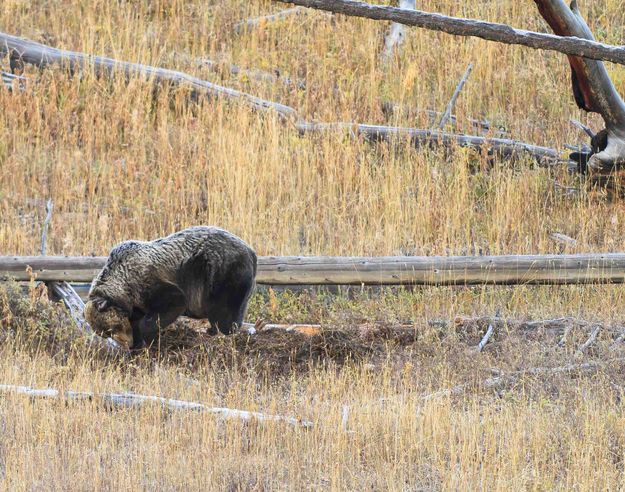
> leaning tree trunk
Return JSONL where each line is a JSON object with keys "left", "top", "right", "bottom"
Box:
{"left": 534, "top": 1, "right": 625, "bottom": 192}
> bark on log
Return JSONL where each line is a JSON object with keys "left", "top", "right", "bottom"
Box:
{"left": 295, "top": 121, "right": 562, "bottom": 164}
{"left": 533, "top": 1, "right": 625, "bottom": 185}
{"left": 0, "top": 383, "right": 313, "bottom": 427}
{"left": 0, "top": 32, "right": 298, "bottom": 120}
{"left": 274, "top": 0, "right": 625, "bottom": 65}
{"left": 6, "top": 254, "right": 625, "bottom": 285}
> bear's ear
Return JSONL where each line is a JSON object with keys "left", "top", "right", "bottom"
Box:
{"left": 94, "top": 298, "right": 110, "bottom": 312}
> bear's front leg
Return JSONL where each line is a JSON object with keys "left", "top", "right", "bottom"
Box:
{"left": 134, "top": 282, "right": 187, "bottom": 347}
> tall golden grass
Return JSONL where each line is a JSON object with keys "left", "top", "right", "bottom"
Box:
{"left": 2, "top": 0, "right": 625, "bottom": 489}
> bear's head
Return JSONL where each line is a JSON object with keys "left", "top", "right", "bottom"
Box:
{"left": 84, "top": 297, "right": 133, "bottom": 348}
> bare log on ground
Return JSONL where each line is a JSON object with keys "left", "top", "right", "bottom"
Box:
{"left": 380, "top": 0, "right": 416, "bottom": 63}
{"left": 0, "top": 31, "right": 558, "bottom": 164}
{"left": 295, "top": 121, "right": 563, "bottom": 165}
{"left": 0, "top": 32, "right": 297, "bottom": 120}
{"left": 47, "top": 281, "right": 123, "bottom": 354}
{"left": 274, "top": 0, "right": 625, "bottom": 65}
{"left": 0, "top": 383, "right": 313, "bottom": 428}
{"left": 8, "top": 253, "right": 625, "bottom": 285}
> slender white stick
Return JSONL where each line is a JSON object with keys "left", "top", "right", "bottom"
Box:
{"left": 577, "top": 324, "right": 602, "bottom": 354}
{"left": 40, "top": 199, "right": 53, "bottom": 256}
{"left": 475, "top": 321, "right": 495, "bottom": 353}
{"left": 438, "top": 63, "right": 473, "bottom": 130}
{"left": 0, "top": 384, "right": 313, "bottom": 428}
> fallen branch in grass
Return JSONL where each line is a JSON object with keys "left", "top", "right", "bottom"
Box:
{"left": 380, "top": 102, "right": 498, "bottom": 134}
{"left": 437, "top": 63, "right": 473, "bottom": 130}
{"left": 577, "top": 324, "right": 602, "bottom": 354}
{"left": 295, "top": 121, "right": 562, "bottom": 165}
{"left": 380, "top": 0, "right": 416, "bottom": 63}
{"left": 0, "top": 383, "right": 313, "bottom": 428}
{"left": 0, "top": 31, "right": 560, "bottom": 165}
{"left": 1, "top": 71, "right": 27, "bottom": 91}
{"left": 273, "top": 0, "right": 625, "bottom": 65}
{"left": 242, "top": 321, "right": 322, "bottom": 336}
{"left": 0, "top": 32, "right": 297, "bottom": 120}
{"left": 421, "top": 358, "right": 625, "bottom": 401}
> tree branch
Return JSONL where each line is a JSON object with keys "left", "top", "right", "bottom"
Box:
{"left": 273, "top": 0, "right": 625, "bottom": 65}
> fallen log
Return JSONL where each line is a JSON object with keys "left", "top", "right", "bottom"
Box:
{"left": 0, "top": 31, "right": 559, "bottom": 164}
{"left": 6, "top": 253, "right": 625, "bottom": 285}
{"left": 274, "top": 0, "right": 625, "bottom": 65}
{"left": 0, "top": 32, "right": 297, "bottom": 120}
{"left": 0, "top": 383, "right": 313, "bottom": 428}
{"left": 295, "top": 121, "right": 562, "bottom": 164}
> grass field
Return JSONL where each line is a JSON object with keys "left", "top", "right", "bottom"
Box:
{"left": 3, "top": 0, "right": 625, "bottom": 489}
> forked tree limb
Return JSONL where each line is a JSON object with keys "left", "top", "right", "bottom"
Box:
{"left": 273, "top": 0, "right": 625, "bottom": 65}
{"left": 437, "top": 63, "right": 473, "bottom": 130}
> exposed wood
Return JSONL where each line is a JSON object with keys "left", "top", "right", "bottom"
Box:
{"left": 475, "top": 316, "right": 496, "bottom": 353}
{"left": 549, "top": 232, "right": 578, "bottom": 247}
{"left": 533, "top": 1, "right": 625, "bottom": 183}
{"left": 0, "top": 383, "right": 313, "bottom": 428}
{"left": 241, "top": 322, "right": 322, "bottom": 336}
{"left": 0, "top": 31, "right": 557, "bottom": 165}
{"left": 0, "top": 32, "right": 298, "bottom": 120}
{"left": 274, "top": 0, "right": 625, "bottom": 65}
{"left": 40, "top": 199, "right": 53, "bottom": 256}
{"left": 577, "top": 324, "right": 602, "bottom": 354}
{"left": 380, "top": 0, "right": 416, "bottom": 63}
{"left": 1, "top": 71, "right": 27, "bottom": 91}
{"left": 438, "top": 63, "right": 473, "bottom": 130}
{"left": 8, "top": 253, "right": 625, "bottom": 286}
{"left": 295, "top": 121, "right": 562, "bottom": 165}
{"left": 47, "top": 281, "right": 123, "bottom": 354}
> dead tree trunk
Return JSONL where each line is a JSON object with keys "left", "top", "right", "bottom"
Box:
{"left": 533, "top": 1, "right": 625, "bottom": 190}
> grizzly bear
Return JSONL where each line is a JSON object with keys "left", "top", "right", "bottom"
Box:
{"left": 84, "top": 226, "right": 257, "bottom": 349}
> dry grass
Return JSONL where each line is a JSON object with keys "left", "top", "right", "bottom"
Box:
{"left": 3, "top": 0, "right": 625, "bottom": 489}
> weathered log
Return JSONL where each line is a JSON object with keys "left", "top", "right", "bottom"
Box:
{"left": 274, "top": 0, "right": 625, "bottom": 65}
{"left": 533, "top": 1, "right": 625, "bottom": 186}
{"left": 0, "top": 31, "right": 557, "bottom": 164}
{"left": 0, "top": 32, "right": 298, "bottom": 120}
{"left": 0, "top": 383, "right": 313, "bottom": 427}
{"left": 7, "top": 253, "right": 625, "bottom": 285}
{"left": 295, "top": 121, "right": 563, "bottom": 164}
{"left": 380, "top": 0, "right": 416, "bottom": 63}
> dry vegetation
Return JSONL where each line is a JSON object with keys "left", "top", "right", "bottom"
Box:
{"left": 3, "top": 0, "right": 625, "bottom": 489}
